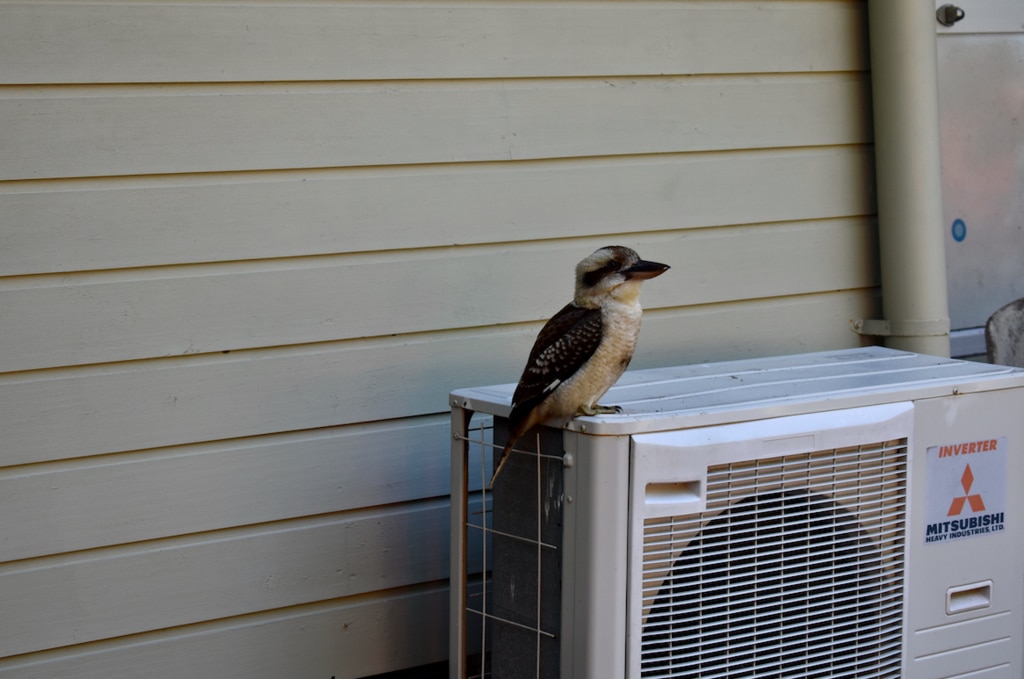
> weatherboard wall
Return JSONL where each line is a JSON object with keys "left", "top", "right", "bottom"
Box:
{"left": 0, "top": 2, "right": 876, "bottom": 677}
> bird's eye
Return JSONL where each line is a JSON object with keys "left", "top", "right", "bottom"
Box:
{"left": 582, "top": 260, "right": 622, "bottom": 288}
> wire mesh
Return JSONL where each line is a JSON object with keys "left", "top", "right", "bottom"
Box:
{"left": 452, "top": 410, "right": 564, "bottom": 679}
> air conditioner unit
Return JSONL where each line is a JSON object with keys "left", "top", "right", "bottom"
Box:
{"left": 449, "top": 347, "right": 1024, "bottom": 679}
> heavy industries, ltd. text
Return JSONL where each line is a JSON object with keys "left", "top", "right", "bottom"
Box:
{"left": 925, "top": 512, "right": 1005, "bottom": 542}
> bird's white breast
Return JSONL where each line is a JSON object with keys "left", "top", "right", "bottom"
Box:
{"left": 541, "top": 295, "right": 643, "bottom": 418}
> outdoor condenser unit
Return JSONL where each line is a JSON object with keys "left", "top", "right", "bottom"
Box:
{"left": 449, "top": 347, "right": 1024, "bottom": 679}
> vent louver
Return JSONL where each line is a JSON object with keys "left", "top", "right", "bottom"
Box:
{"left": 640, "top": 440, "right": 907, "bottom": 679}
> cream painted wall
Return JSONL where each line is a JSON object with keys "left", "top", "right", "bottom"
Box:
{"left": 0, "top": 2, "right": 875, "bottom": 676}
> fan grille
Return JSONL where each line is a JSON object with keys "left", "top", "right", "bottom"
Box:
{"left": 640, "top": 440, "right": 907, "bottom": 679}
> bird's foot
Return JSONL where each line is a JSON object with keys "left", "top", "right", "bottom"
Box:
{"left": 577, "top": 403, "right": 623, "bottom": 417}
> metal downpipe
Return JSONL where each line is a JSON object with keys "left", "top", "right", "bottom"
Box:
{"left": 863, "top": 0, "right": 951, "bottom": 356}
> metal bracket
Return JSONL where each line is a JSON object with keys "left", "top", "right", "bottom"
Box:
{"left": 936, "top": 4, "right": 965, "bottom": 27}
{"left": 851, "top": 318, "right": 950, "bottom": 338}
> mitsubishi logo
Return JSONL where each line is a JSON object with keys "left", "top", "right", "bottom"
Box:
{"left": 947, "top": 464, "right": 986, "bottom": 517}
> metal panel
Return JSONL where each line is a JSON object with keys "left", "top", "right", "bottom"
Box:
{"left": 937, "top": 32, "right": 1024, "bottom": 329}
{"left": 934, "top": 0, "right": 1024, "bottom": 34}
{"left": 905, "top": 389, "right": 1024, "bottom": 678}
{"left": 453, "top": 347, "right": 1024, "bottom": 439}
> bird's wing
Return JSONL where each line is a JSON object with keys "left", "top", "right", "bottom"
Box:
{"left": 508, "top": 303, "right": 603, "bottom": 424}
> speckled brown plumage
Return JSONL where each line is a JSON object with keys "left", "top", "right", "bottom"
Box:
{"left": 489, "top": 246, "right": 668, "bottom": 487}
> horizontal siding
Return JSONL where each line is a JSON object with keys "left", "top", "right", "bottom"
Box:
{"left": 1, "top": 218, "right": 877, "bottom": 372}
{"left": 2, "top": 146, "right": 873, "bottom": 275}
{"left": 1, "top": 75, "right": 870, "bottom": 180}
{"left": 0, "top": 585, "right": 455, "bottom": 679}
{"left": 0, "top": 417, "right": 471, "bottom": 563}
{"left": 0, "top": 2, "right": 866, "bottom": 83}
{"left": 0, "top": 1, "right": 876, "bottom": 676}
{"left": 1, "top": 291, "right": 876, "bottom": 469}
{"left": 0, "top": 497, "right": 486, "bottom": 658}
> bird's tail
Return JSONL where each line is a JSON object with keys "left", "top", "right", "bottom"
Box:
{"left": 487, "top": 440, "right": 515, "bottom": 490}
{"left": 489, "top": 408, "right": 536, "bottom": 489}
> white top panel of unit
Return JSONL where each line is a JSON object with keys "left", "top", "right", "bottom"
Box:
{"left": 452, "top": 347, "right": 1024, "bottom": 435}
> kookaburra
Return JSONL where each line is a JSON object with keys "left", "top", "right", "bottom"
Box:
{"left": 490, "top": 245, "right": 669, "bottom": 487}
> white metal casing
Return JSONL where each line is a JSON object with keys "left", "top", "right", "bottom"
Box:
{"left": 450, "top": 347, "right": 1024, "bottom": 678}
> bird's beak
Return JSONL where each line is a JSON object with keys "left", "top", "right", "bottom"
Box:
{"left": 623, "top": 259, "right": 670, "bottom": 280}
